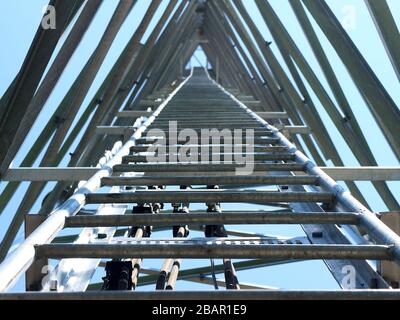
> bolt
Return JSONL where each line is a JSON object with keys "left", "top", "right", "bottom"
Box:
{"left": 312, "top": 231, "right": 323, "bottom": 238}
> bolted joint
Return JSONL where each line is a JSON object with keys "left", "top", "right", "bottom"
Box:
{"left": 129, "top": 204, "right": 154, "bottom": 237}
{"left": 206, "top": 185, "right": 221, "bottom": 211}
{"left": 54, "top": 116, "right": 66, "bottom": 127}
{"left": 102, "top": 261, "right": 133, "bottom": 291}
{"left": 172, "top": 207, "right": 190, "bottom": 237}
{"left": 204, "top": 224, "right": 228, "bottom": 238}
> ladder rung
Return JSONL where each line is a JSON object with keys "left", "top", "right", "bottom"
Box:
{"left": 149, "top": 125, "right": 264, "bottom": 130}
{"left": 122, "top": 153, "right": 296, "bottom": 163}
{"left": 117, "top": 111, "right": 152, "bottom": 118}
{"left": 139, "top": 99, "right": 157, "bottom": 106}
{"left": 101, "top": 175, "right": 319, "bottom": 186}
{"left": 96, "top": 126, "right": 136, "bottom": 135}
{"left": 151, "top": 120, "right": 261, "bottom": 125}
{"left": 152, "top": 117, "right": 258, "bottom": 121}
{"left": 64, "top": 212, "right": 360, "bottom": 228}
{"left": 155, "top": 115, "right": 254, "bottom": 119}
{"left": 145, "top": 128, "right": 273, "bottom": 132}
{"left": 135, "top": 137, "right": 280, "bottom": 145}
{"left": 130, "top": 145, "right": 288, "bottom": 153}
{"left": 113, "top": 163, "right": 306, "bottom": 173}
{"left": 151, "top": 116, "right": 256, "bottom": 119}
{"left": 85, "top": 190, "right": 335, "bottom": 204}
{"left": 242, "top": 101, "right": 262, "bottom": 106}
{"left": 157, "top": 111, "right": 250, "bottom": 114}
{"left": 35, "top": 243, "right": 392, "bottom": 260}
{"left": 279, "top": 125, "right": 311, "bottom": 135}
{"left": 143, "top": 130, "right": 275, "bottom": 137}
{"left": 257, "top": 112, "right": 289, "bottom": 119}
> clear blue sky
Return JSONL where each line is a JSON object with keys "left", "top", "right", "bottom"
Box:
{"left": 0, "top": 0, "right": 399, "bottom": 292}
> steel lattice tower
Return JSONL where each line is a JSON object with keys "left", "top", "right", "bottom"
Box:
{"left": 0, "top": 0, "right": 399, "bottom": 299}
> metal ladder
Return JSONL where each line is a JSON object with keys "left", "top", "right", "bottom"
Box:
{"left": 0, "top": 68, "right": 399, "bottom": 299}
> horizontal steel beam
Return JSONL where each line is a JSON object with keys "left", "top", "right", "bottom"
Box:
{"left": 64, "top": 212, "right": 359, "bottom": 228}
{"left": 153, "top": 112, "right": 252, "bottom": 116}
{"left": 113, "top": 163, "right": 306, "bottom": 173}
{"left": 85, "top": 190, "right": 335, "bottom": 204}
{"left": 321, "top": 167, "right": 400, "bottom": 181}
{"left": 135, "top": 137, "right": 280, "bottom": 145}
{"left": 101, "top": 175, "right": 318, "bottom": 186}
{"left": 117, "top": 111, "right": 152, "bottom": 118}
{"left": 1, "top": 290, "right": 399, "bottom": 300}
{"left": 150, "top": 122, "right": 263, "bottom": 126}
{"left": 95, "top": 126, "right": 136, "bottom": 135}
{"left": 131, "top": 145, "right": 288, "bottom": 152}
{"left": 12, "top": 165, "right": 397, "bottom": 186}
{"left": 152, "top": 120, "right": 261, "bottom": 124}
{"left": 143, "top": 129, "right": 275, "bottom": 137}
{"left": 6, "top": 165, "right": 379, "bottom": 182}
{"left": 257, "top": 112, "right": 289, "bottom": 119}
{"left": 139, "top": 99, "right": 157, "bottom": 106}
{"left": 118, "top": 110, "right": 288, "bottom": 119}
{"left": 280, "top": 125, "right": 311, "bottom": 135}
{"left": 122, "top": 153, "right": 296, "bottom": 163}
{"left": 12, "top": 166, "right": 399, "bottom": 182}
{"left": 140, "top": 127, "right": 273, "bottom": 133}
{"left": 35, "top": 243, "right": 392, "bottom": 260}
{"left": 149, "top": 125, "right": 266, "bottom": 130}
{"left": 2, "top": 168, "right": 99, "bottom": 182}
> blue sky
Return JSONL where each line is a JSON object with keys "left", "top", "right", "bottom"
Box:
{"left": 0, "top": 0, "right": 399, "bottom": 292}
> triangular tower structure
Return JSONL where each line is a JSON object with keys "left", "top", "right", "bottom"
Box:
{"left": 0, "top": 0, "right": 399, "bottom": 299}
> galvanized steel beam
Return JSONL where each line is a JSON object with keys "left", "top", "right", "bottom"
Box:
{"left": 302, "top": 0, "right": 400, "bottom": 160}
